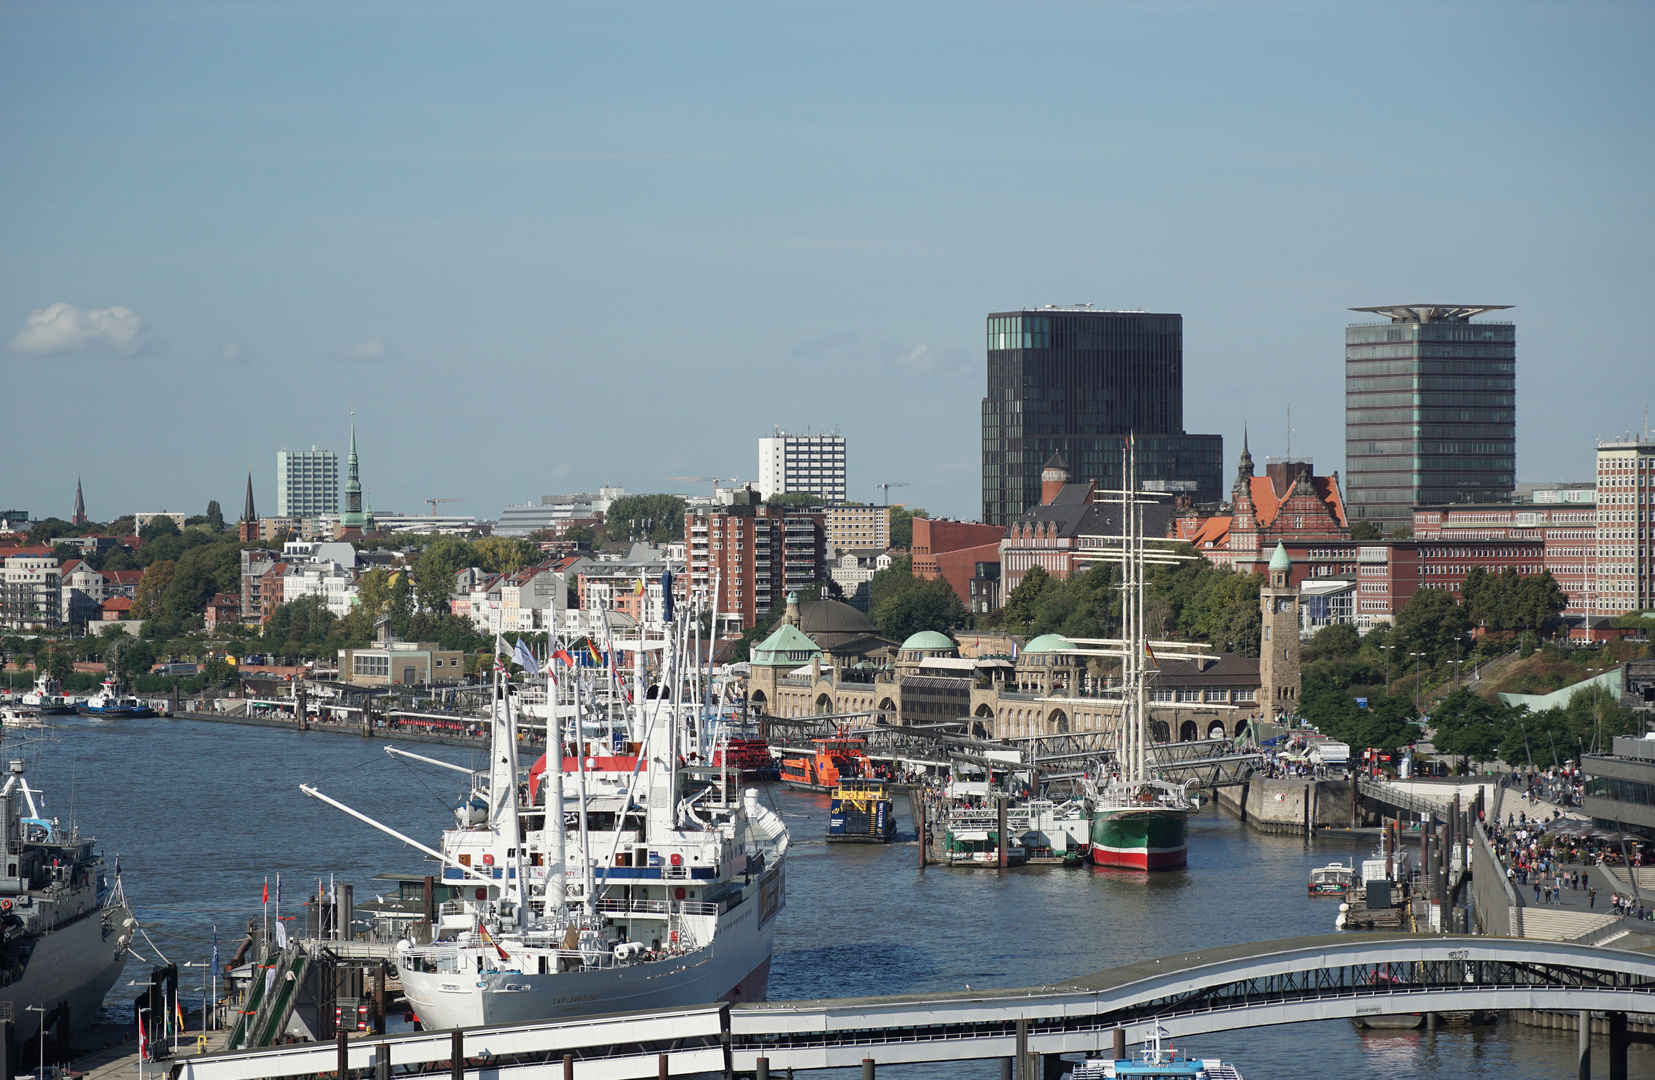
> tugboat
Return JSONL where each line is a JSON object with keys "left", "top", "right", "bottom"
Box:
{"left": 21, "top": 674, "right": 75, "bottom": 716}
{"left": 827, "top": 778, "right": 895, "bottom": 843}
{"left": 779, "top": 730, "right": 875, "bottom": 792}
{"left": 1072, "top": 1025, "right": 1245, "bottom": 1079}
{"left": 78, "top": 676, "right": 153, "bottom": 719}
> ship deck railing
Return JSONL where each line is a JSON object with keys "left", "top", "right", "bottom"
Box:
{"left": 594, "top": 898, "right": 722, "bottom": 918}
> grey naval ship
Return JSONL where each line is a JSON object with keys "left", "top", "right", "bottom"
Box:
{"left": 0, "top": 753, "right": 136, "bottom": 1044}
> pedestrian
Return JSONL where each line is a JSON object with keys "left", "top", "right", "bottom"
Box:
{"left": 1589, "top": 885, "right": 1596, "bottom": 908}
{"left": 1534, "top": 881, "right": 1542, "bottom": 904}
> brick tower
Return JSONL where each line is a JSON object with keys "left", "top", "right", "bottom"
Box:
{"left": 1257, "top": 541, "right": 1301, "bottom": 721}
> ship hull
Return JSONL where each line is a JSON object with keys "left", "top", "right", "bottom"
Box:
{"left": 0, "top": 905, "right": 131, "bottom": 1043}
{"left": 399, "top": 892, "right": 777, "bottom": 1028}
{"left": 1089, "top": 807, "right": 1188, "bottom": 870}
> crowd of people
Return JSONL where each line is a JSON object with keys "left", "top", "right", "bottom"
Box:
{"left": 1483, "top": 811, "right": 1652, "bottom": 920}
{"left": 1500, "top": 765, "right": 1585, "bottom": 810}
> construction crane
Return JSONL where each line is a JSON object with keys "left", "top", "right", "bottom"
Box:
{"left": 875, "top": 482, "right": 909, "bottom": 504}
{"left": 668, "top": 477, "right": 740, "bottom": 496}
{"left": 425, "top": 498, "right": 464, "bottom": 515}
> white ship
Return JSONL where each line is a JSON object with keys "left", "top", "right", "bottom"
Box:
{"left": 306, "top": 595, "right": 788, "bottom": 1028}
{"left": 21, "top": 674, "right": 75, "bottom": 716}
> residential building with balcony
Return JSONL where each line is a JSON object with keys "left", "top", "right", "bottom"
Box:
{"left": 822, "top": 503, "right": 889, "bottom": 553}
{"left": 684, "top": 493, "right": 826, "bottom": 632}
{"left": 1596, "top": 436, "right": 1654, "bottom": 615}
{"left": 758, "top": 429, "right": 846, "bottom": 502}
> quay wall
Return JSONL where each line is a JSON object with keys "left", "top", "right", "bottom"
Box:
{"left": 1214, "top": 778, "right": 1358, "bottom": 834}
{"left": 1470, "top": 822, "right": 1521, "bottom": 938}
{"left": 172, "top": 710, "right": 487, "bottom": 751}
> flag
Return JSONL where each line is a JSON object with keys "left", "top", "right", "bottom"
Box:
{"left": 176, "top": 994, "right": 186, "bottom": 1034}
{"left": 634, "top": 576, "right": 645, "bottom": 595}
{"left": 549, "top": 639, "right": 573, "bottom": 667}
{"left": 477, "top": 922, "right": 510, "bottom": 961}
{"left": 276, "top": 871, "right": 281, "bottom": 909}
{"left": 138, "top": 1016, "right": 149, "bottom": 1062}
{"left": 586, "top": 641, "right": 602, "bottom": 666}
{"left": 1144, "top": 641, "right": 1158, "bottom": 668}
{"left": 661, "top": 569, "right": 675, "bottom": 623}
{"left": 262, "top": 878, "right": 268, "bottom": 904}
{"left": 513, "top": 638, "right": 537, "bottom": 672}
{"left": 493, "top": 633, "right": 508, "bottom": 673}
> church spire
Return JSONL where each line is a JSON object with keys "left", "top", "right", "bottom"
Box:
{"left": 72, "top": 475, "right": 86, "bottom": 526}
{"left": 239, "top": 469, "right": 260, "bottom": 543}
{"left": 242, "top": 470, "right": 257, "bottom": 522}
{"left": 1233, "top": 423, "right": 1256, "bottom": 496}
{"left": 342, "top": 414, "right": 365, "bottom": 529}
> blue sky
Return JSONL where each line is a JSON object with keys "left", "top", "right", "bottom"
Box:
{"left": 3, "top": 1, "right": 1651, "bottom": 524}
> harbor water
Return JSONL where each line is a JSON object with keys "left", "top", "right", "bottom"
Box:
{"left": 22, "top": 715, "right": 1652, "bottom": 1078}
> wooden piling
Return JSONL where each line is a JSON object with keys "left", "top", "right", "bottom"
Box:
{"left": 451, "top": 1029, "right": 463, "bottom": 1080}
{"left": 997, "top": 798, "right": 1008, "bottom": 870}
{"left": 915, "top": 795, "right": 928, "bottom": 868}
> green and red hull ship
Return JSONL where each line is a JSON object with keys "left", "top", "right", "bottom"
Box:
{"left": 1089, "top": 805, "right": 1188, "bottom": 871}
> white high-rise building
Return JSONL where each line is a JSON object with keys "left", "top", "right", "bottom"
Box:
{"left": 1595, "top": 436, "right": 1654, "bottom": 614}
{"left": 276, "top": 446, "right": 340, "bottom": 518}
{"left": 758, "top": 428, "right": 846, "bottom": 502}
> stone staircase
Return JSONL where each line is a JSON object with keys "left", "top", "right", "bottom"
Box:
{"left": 1518, "top": 907, "right": 1621, "bottom": 942}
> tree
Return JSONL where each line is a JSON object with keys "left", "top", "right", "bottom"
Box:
{"left": 26, "top": 518, "right": 75, "bottom": 545}
{"left": 765, "top": 492, "right": 823, "bottom": 508}
{"left": 867, "top": 560, "right": 968, "bottom": 641}
{"left": 140, "top": 515, "right": 180, "bottom": 541}
{"left": 888, "top": 506, "right": 929, "bottom": 550}
{"left": 415, "top": 537, "right": 474, "bottom": 614}
{"left": 1391, "top": 586, "right": 1468, "bottom": 666}
{"left": 1349, "top": 520, "right": 1383, "bottom": 541}
{"left": 1428, "top": 687, "right": 1511, "bottom": 766}
{"left": 132, "top": 561, "right": 177, "bottom": 620}
{"left": 1390, "top": 525, "right": 1413, "bottom": 540}
{"left": 163, "top": 542, "right": 241, "bottom": 616}
{"left": 605, "top": 495, "right": 688, "bottom": 543}
{"left": 45, "top": 647, "right": 72, "bottom": 683}
{"left": 1306, "top": 622, "right": 1360, "bottom": 662}
{"left": 1000, "top": 565, "right": 1052, "bottom": 629}
{"left": 205, "top": 500, "right": 224, "bottom": 533}
{"left": 470, "top": 536, "right": 539, "bottom": 575}
{"left": 561, "top": 523, "right": 596, "bottom": 545}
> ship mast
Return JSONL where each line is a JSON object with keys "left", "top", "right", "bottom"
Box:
{"left": 1065, "top": 435, "right": 1214, "bottom": 784}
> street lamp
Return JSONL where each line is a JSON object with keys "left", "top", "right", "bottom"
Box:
{"left": 24, "top": 1004, "right": 43, "bottom": 1080}
{"left": 1409, "top": 652, "right": 1425, "bottom": 716}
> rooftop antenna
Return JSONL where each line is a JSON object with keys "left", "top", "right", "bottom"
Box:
{"left": 1285, "top": 402, "right": 1293, "bottom": 461}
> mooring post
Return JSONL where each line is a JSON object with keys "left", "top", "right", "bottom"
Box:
{"left": 564, "top": 1051, "right": 575, "bottom": 1079}
{"left": 756, "top": 1055, "right": 769, "bottom": 1080}
{"left": 1015, "top": 1018, "right": 1028, "bottom": 1079}
{"left": 658, "top": 1050, "right": 670, "bottom": 1079}
{"left": 451, "top": 1029, "right": 463, "bottom": 1080}
{"left": 1113, "top": 1027, "right": 1126, "bottom": 1062}
{"left": 376, "top": 1043, "right": 391, "bottom": 1080}
{"left": 916, "top": 796, "right": 928, "bottom": 868}
{"left": 861, "top": 1057, "right": 875, "bottom": 1080}
{"left": 997, "top": 797, "right": 1009, "bottom": 869}
{"left": 1001, "top": 1057, "right": 1013, "bottom": 1080}
{"left": 337, "top": 1026, "right": 348, "bottom": 1078}
{"left": 1608, "top": 1010, "right": 1628, "bottom": 1080}
{"left": 1426, "top": 1011, "right": 1437, "bottom": 1033}
{"left": 1579, "top": 1009, "right": 1591, "bottom": 1079}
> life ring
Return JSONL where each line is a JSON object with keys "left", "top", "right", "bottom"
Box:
{"left": 0, "top": 899, "right": 11, "bottom": 911}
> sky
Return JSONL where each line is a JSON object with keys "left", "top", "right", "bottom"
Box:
{"left": 3, "top": 1, "right": 1652, "bottom": 525}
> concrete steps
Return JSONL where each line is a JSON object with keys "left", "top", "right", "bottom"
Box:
{"left": 1517, "top": 907, "right": 1619, "bottom": 941}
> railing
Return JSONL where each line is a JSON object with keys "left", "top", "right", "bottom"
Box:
{"left": 595, "top": 899, "right": 722, "bottom": 918}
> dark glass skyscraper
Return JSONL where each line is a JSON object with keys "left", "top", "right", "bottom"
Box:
{"left": 980, "top": 307, "right": 1223, "bottom": 526}
{"left": 1344, "top": 304, "right": 1516, "bottom": 534}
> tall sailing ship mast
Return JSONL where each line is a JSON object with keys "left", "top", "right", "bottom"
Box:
{"left": 1065, "top": 436, "right": 1214, "bottom": 870}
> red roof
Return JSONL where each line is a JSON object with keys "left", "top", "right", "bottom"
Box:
{"left": 1189, "top": 515, "right": 1232, "bottom": 549}
{"left": 1247, "top": 475, "right": 1348, "bottom": 530}
{"left": 102, "top": 596, "right": 134, "bottom": 612}
{"left": 103, "top": 570, "right": 143, "bottom": 585}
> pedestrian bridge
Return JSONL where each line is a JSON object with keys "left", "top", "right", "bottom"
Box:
{"left": 170, "top": 934, "right": 1655, "bottom": 1079}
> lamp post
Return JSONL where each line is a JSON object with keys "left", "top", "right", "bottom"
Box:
{"left": 1409, "top": 652, "right": 1425, "bottom": 717}
{"left": 1380, "top": 643, "right": 1396, "bottom": 690}
{"left": 24, "top": 1004, "right": 43, "bottom": 1080}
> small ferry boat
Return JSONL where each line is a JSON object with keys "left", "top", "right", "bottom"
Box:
{"left": 941, "top": 827, "right": 1026, "bottom": 866}
{"left": 779, "top": 731, "right": 875, "bottom": 792}
{"left": 1073, "top": 1026, "right": 1245, "bottom": 1079}
{"left": 77, "top": 677, "right": 153, "bottom": 719}
{"left": 713, "top": 733, "right": 781, "bottom": 782}
{"left": 827, "top": 778, "right": 895, "bottom": 843}
{"left": 1309, "top": 861, "right": 1358, "bottom": 896}
{"left": 0, "top": 707, "right": 45, "bottom": 729}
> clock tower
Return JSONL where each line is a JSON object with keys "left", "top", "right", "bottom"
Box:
{"left": 1258, "top": 541, "right": 1302, "bottom": 721}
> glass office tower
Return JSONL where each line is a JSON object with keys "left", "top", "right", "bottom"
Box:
{"left": 1344, "top": 304, "right": 1515, "bottom": 535}
{"left": 981, "top": 307, "right": 1223, "bottom": 526}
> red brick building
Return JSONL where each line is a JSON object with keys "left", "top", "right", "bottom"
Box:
{"left": 684, "top": 492, "right": 826, "bottom": 631}
{"left": 1413, "top": 499, "right": 1597, "bottom": 616}
{"left": 912, "top": 518, "right": 1003, "bottom": 607}
{"left": 1170, "top": 437, "right": 1349, "bottom": 571}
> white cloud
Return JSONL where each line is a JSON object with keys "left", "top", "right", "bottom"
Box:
{"left": 332, "top": 340, "right": 394, "bottom": 363}
{"left": 217, "top": 342, "right": 252, "bottom": 364}
{"left": 890, "top": 342, "right": 969, "bottom": 377}
{"left": 7, "top": 302, "right": 156, "bottom": 356}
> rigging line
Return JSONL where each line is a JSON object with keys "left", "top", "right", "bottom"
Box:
{"left": 136, "top": 924, "right": 172, "bottom": 966}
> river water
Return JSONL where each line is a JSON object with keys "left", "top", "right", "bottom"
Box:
{"left": 22, "top": 715, "right": 1651, "bottom": 1078}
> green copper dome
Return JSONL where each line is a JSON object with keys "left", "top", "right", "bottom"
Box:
{"left": 899, "top": 630, "right": 956, "bottom": 652}
{"left": 1269, "top": 541, "right": 1292, "bottom": 571}
{"left": 1023, "top": 634, "right": 1076, "bottom": 654}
